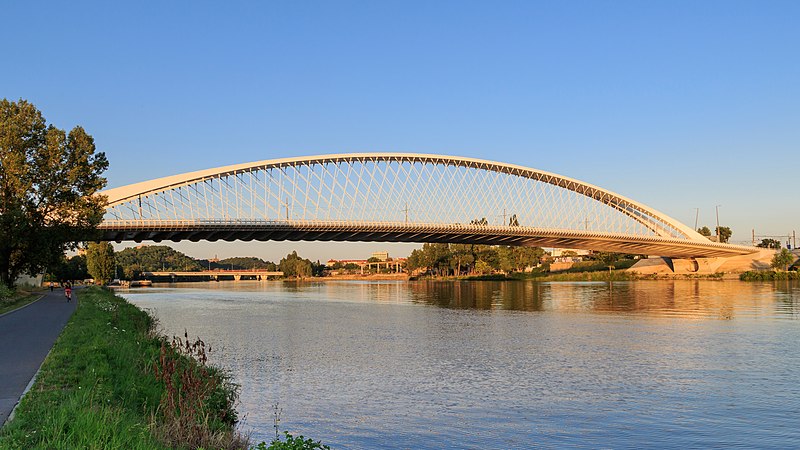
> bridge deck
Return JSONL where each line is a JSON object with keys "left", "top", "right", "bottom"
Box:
{"left": 99, "top": 220, "right": 759, "bottom": 259}
{"left": 143, "top": 270, "right": 283, "bottom": 277}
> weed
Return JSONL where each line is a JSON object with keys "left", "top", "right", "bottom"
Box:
{"left": 151, "top": 330, "right": 246, "bottom": 449}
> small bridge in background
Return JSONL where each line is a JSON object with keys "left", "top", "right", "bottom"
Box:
{"left": 141, "top": 270, "right": 283, "bottom": 281}
{"left": 98, "top": 153, "right": 759, "bottom": 259}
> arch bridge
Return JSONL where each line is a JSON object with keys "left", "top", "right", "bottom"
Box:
{"left": 99, "top": 153, "right": 756, "bottom": 259}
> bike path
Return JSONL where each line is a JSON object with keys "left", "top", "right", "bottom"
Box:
{"left": 0, "top": 289, "right": 77, "bottom": 425}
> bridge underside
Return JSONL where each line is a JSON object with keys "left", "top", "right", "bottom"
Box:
{"left": 99, "top": 221, "right": 757, "bottom": 259}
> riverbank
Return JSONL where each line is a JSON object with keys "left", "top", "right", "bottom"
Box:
{"left": 0, "top": 289, "right": 43, "bottom": 316}
{"left": 740, "top": 270, "right": 800, "bottom": 281}
{"left": 411, "top": 270, "right": 734, "bottom": 282}
{"left": 0, "top": 287, "right": 245, "bottom": 449}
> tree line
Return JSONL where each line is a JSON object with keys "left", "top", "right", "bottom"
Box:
{"left": 407, "top": 243, "right": 547, "bottom": 276}
{"left": 52, "top": 244, "right": 325, "bottom": 283}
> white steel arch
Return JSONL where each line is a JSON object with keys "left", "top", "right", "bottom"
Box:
{"left": 98, "top": 153, "right": 756, "bottom": 258}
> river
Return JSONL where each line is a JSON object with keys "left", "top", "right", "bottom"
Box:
{"left": 121, "top": 280, "right": 800, "bottom": 449}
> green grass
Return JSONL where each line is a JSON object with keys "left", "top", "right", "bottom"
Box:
{"left": 0, "top": 286, "right": 327, "bottom": 450}
{"left": 554, "top": 259, "right": 638, "bottom": 273}
{"left": 531, "top": 270, "right": 641, "bottom": 282}
{"left": 740, "top": 270, "right": 800, "bottom": 281}
{"left": 0, "top": 292, "right": 42, "bottom": 315}
{"left": 0, "top": 287, "right": 169, "bottom": 449}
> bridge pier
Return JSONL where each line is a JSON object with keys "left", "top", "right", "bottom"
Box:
{"left": 629, "top": 250, "right": 774, "bottom": 275}
{"left": 234, "top": 275, "right": 241, "bottom": 281}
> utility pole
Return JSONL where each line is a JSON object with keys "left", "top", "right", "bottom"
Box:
{"left": 794, "top": 230, "right": 796, "bottom": 250}
{"left": 715, "top": 205, "right": 721, "bottom": 242}
{"left": 694, "top": 208, "right": 699, "bottom": 231}
{"left": 752, "top": 229, "right": 755, "bottom": 247}
{"left": 401, "top": 202, "right": 410, "bottom": 223}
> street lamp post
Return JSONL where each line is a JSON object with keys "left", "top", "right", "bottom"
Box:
{"left": 715, "top": 205, "right": 721, "bottom": 242}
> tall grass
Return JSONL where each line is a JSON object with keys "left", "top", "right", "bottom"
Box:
{"left": 0, "top": 287, "right": 245, "bottom": 449}
{"left": 740, "top": 270, "right": 800, "bottom": 281}
{"left": 0, "top": 282, "right": 40, "bottom": 315}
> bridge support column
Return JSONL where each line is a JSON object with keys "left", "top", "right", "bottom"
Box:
{"left": 234, "top": 275, "right": 241, "bottom": 281}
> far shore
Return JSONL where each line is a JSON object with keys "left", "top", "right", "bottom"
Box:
{"left": 123, "top": 271, "right": 776, "bottom": 286}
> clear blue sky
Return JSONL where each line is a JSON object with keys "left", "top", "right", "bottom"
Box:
{"left": 4, "top": 1, "right": 799, "bottom": 260}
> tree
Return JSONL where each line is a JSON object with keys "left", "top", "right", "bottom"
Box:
{"left": 86, "top": 242, "right": 115, "bottom": 284}
{"left": 0, "top": 99, "right": 108, "bottom": 286}
{"left": 771, "top": 248, "right": 795, "bottom": 271}
{"left": 50, "top": 254, "right": 89, "bottom": 282}
{"left": 279, "top": 251, "right": 312, "bottom": 278}
{"left": 757, "top": 239, "right": 782, "bottom": 249}
{"left": 595, "top": 252, "right": 621, "bottom": 269}
{"left": 697, "top": 226, "right": 712, "bottom": 237}
{"left": 449, "top": 244, "right": 474, "bottom": 275}
{"left": 716, "top": 226, "right": 732, "bottom": 243}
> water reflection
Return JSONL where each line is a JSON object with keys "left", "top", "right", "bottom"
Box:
{"left": 123, "top": 279, "right": 800, "bottom": 449}
{"left": 405, "top": 280, "right": 800, "bottom": 319}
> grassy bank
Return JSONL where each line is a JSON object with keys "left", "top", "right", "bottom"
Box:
{"left": 0, "top": 285, "right": 42, "bottom": 315}
{"left": 740, "top": 270, "right": 800, "bottom": 281}
{"left": 0, "top": 286, "right": 243, "bottom": 449}
{"left": 526, "top": 270, "right": 641, "bottom": 282}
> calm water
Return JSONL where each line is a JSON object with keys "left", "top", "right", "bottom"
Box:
{"left": 121, "top": 280, "right": 800, "bottom": 449}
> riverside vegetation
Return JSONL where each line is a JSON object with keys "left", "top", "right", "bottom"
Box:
{"left": 0, "top": 282, "right": 41, "bottom": 315}
{"left": 0, "top": 287, "right": 327, "bottom": 449}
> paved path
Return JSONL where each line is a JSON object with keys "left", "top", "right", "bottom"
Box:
{"left": 0, "top": 289, "right": 77, "bottom": 425}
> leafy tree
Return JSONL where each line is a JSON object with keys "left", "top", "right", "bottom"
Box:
{"left": 449, "top": 244, "right": 475, "bottom": 276}
{"left": 86, "top": 242, "right": 115, "bottom": 284}
{"left": 716, "top": 226, "right": 732, "bottom": 243}
{"left": 771, "top": 248, "right": 795, "bottom": 271}
{"left": 407, "top": 248, "right": 424, "bottom": 272}
{"left": 697, "top": 226, "right": 712, "bottom": 237}
{"left": 757, "top": 239, "right": 782, "bottom": 249}
{"left": 474, "top": 260, "right": 493, "bottom": 275}
{"left": 507, "top": 246, "right": 545, "bottom": 272}
{"left": 366, "top": 257, "right": 381, "bottom": 263}
{"left": 0, "top": 99, "right": 108, "bottom": 286}
{"left": 595, "top": 252, "right": 621, "bottom": 269}
{"left": 50, "top": 254, "right": 89, "bottom": 283}
{"left": 311, "top": 260, "right": 326, "bottom": 277}
{"left": 279, "top": 251, "right": 313, "bottom": 278}
{"left": 497, "top": 246, "right": 515, "bottom": 273}
{"left": 560, "top": 250, "right": 578, "bottom": 258}
{"left": 474, "top": 245, "right": 500, "bottom": 272}
{"left": 470, "top": 217, "right": 488, "bottom": 226}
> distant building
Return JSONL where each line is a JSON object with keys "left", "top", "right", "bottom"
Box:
{"left": 371, "top": 251, "right": 389, "bottom": 261}
{"left": 326, "top": 255, "right": 408, "bottom": 274}
{"left": 550, "top": 248, "right": 591, "bottom": 258}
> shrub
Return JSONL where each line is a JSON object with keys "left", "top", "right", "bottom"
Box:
{"left": 0, "top": 282, "right": 13, "bottom": 301}
{"left": 254, "top": 432, "right": 330, "bottom": 450}
{"left": 151, "top": 331, "right": 245, "bottom": 449}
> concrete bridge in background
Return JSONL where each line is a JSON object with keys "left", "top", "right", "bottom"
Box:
{"left": 97, "top": 153, "right": 760, "bottom": 260}
{"left": 141, "top": 270, "right": 283, "bottom": 281}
